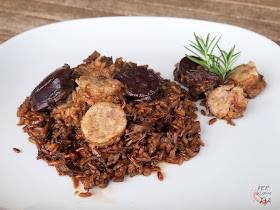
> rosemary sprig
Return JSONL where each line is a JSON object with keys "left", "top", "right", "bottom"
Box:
{"left": 184, "top": 33, "right": 241, "bottom": 80}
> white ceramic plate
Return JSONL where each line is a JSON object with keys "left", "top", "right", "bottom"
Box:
{"left": 0, "top": 17, "right": 279, "bottom": 210}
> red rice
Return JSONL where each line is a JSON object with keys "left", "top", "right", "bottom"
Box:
{"left": 17, "top": 52, "right": 202, "bottom": 196}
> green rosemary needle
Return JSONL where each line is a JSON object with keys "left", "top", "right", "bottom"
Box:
{"left": 184, "top": 33, "right": 241, "bottom": 80}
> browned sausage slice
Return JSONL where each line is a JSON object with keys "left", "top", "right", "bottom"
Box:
{"left": 76, "top": 75, "right": 123, "bottom": 105}
{"left": 225, "top": 61, "right": 266, "bottom": 98}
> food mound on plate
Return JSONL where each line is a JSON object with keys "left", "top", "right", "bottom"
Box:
{"left": 17, "top": 51, "right": 203, "bottom": 197}
{"left": 174, "top": 33, "right": 266, "bottom": 123}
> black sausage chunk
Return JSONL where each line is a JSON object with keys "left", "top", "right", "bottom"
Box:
{"left": 174, "top": 57, "right": 222, "bottom": 101}
{"left": 30, "top": 64, "right": 75, "bottom": 111}
{"left": 114, "top": 66, "right": 162, "bottom": 102}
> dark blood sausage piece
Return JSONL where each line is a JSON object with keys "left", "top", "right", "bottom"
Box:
{"left": 114, "top": 66, "right": 162, "bottom": 102}
{"left": 174, "top": 57, "right": 222, "bottom": 101}
{"left": 30, "top": 64, "right": 75, "bottom": 111}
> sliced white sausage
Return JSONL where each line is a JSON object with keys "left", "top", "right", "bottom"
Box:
{"left": 76, "top": 75, "right": 123, "bottom": 105}
{"left": 206, "top": 85, "right": 248, "bottom": 119}
{"left": 81, "top": 102, "right": 127, "bottom": 147}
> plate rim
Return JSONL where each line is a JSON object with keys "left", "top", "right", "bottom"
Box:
{"left": 1, "top": 16, "right": 279, "bottom": 49}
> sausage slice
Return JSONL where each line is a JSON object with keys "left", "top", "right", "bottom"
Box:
{"left": 81, "top": 102, "right": 127, "bottom": 147}
{"left": 30, "top": 64, "right": 75, "bottom": 111}
{"left": 76, "top": 76, "right": 123, "bottom": 105}
{"left": 225, "top": 61, "right": 266, "bottom": 98}
{"left": 114, "top": 66, "right": 162, "bottom": 102}
{"left": 206, "top": 84, "right": 248, "bottom": 119}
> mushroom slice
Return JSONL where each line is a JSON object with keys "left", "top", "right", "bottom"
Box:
{"left": 81, "top": 102, "right": 127, "bottom": 147}
{"left": 226, "top": 61, "right": 266, "bottom": 98}
{"left": 206, "top": 85, "right": 248, "bottom": 119}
